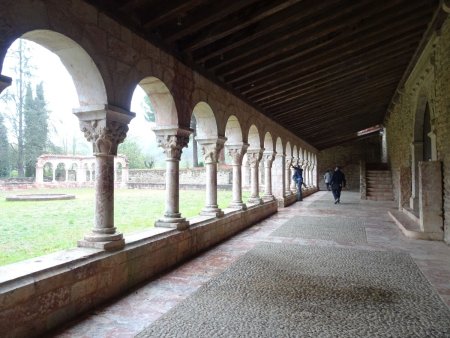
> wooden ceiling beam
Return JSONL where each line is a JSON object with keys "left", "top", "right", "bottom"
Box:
{"left": 212, "top": 0, "right": 418, "bottom": 75}
{"left": 209, "top": 0, "right": 382, "bottom": 73}
{"left": 230, "top": 26, "right": 424, "bottom": 90}
{"left": 182, "top": 0, "right": 301, "bottom": 52}
{"left": 141, "top": 0, "right": 207, "bottom": 31}
{"left": 260, "top": 65, "right": 406, "bottom": 110}
{"left": 163, "top": 0, "right": 261, "bottom": 43}
{"left": 225, "top": 15, "right": 429, "bottom": 85}
{"left": 192, "top": 0, "right": 343, "bottom": 61}
{"left": 252, "top": 50, "right": 412, "bottom": 105}
{"left": 243, "top": 37, "right": 415, "bottom": 97}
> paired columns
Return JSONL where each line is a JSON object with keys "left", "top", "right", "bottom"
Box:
{"left": 262, "top": 151, "right": 276, "bottom": 201}
{"left": 154, "top": 127, "right": 191, "bottom": 230}
{"left": 285, "top": 157, "right": 293, "bottom": 195}
{"left": 197, "top": 137, "right": 227, "bottom": 217}
{"left": 247, "top": 149, "right": 264, "bottom": 204}
{"left": 226, "top": 143, "right": 249, "bottom": 210}
{"left": 74, "top": 105, "right": 135, "bottom": 250}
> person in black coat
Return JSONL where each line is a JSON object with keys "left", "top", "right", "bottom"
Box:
{"left": 330, "top": 166, "right": 346, "bottom": 204}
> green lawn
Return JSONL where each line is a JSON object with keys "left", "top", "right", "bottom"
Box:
{"left": 0, "top": 188, "right": 249, "bottom": 266}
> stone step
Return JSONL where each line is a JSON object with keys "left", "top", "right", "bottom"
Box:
{"left": 367, "top": 180, "right": 393, "bottom": 186}
{"left": 388, "top": 209, "right": 443, "bottom": 240}
{"left": 367, "top": 196, "right": 394, "bottom": 201}
{"left": 367, "top": 188, "right": 393, "bottom": 194}
{"left": 367, "top": 172, "right": 392, "bottom": 177}
{"left": 366, "top": 183, "right": 393, "bottom": 188}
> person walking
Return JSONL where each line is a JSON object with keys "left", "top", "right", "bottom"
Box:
{"left": 330, "top": 166, "right": 346, "bottom": 204}
{"left": 323, "top": 170, "right": 332, "bottom": 191}
{"left": 292, "top": 164, "right": 306, "bottom": 201}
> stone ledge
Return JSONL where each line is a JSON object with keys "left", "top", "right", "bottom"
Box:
{"left": 388, "top": 209, "right": 443, "bottom": 241}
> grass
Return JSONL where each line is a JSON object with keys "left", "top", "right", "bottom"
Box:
{"left": 0, "top": 188, "right": 250, "bottom": 266}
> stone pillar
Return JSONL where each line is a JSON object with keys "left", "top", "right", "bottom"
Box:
{"left": 242, "top": 154, "right": 250, "bottom": 189}
{"left": 381, "top": 127, "right": 388, "bottom": 163}
{"left": 74, "top": 105, "right": 134, "bottom": 250}
{"left": 360, "top": 160, "right": 367, "bottom": 200}
{"left": 198, "top": 137, "right": 226, "bottom": 217}
{"left": 273, "top": 153, "right": 286, "bottom": 203}
{"left": 52, "top": 165, "right": 56, "bottom": 182}
{"left": 290, "top": 158, "right": 298, "bottom": 192}
{"left": 247, "top": 149, "right": 264, "bottom": 205}
{"left": 77, "top": 165, "right": 86, "bottom": 184}
{"left": 285, "top": 157, "right": 293, "bottom": 195}
{"left": 65, "top": 166, "right": 69, "bottom": 182}
{"left": 262, "top": 151, "right": 276, "bottom": 201}
{"left": 410, "top": 141, "right": 423, "bottom": 211}
{"left": 35, "top": 160, "right": 44, "bottom": 184}
{"left": 121, "top": 165, "right": 129, "bottom": 188}
{"left": 398, "top": 166, "right": 411, "bottom": 210}
{"left": 0, "top": 75, "right": 12, "bottom": 95}
{"left": 226, "top": 143, "right": 248, "bottom": 210}
{"left": 154, "top": 127, "right": 191, "bottom": 229}
{"left": 419, "top": 161, "right": 444, "bottom": 239}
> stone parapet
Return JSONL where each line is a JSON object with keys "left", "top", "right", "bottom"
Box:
{"left": 0, "top": 201, "right": 278, "bottom": 338}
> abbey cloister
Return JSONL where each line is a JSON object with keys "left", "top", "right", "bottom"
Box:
{"left": 1, "top": 1, "right": 450, "bottom": 337}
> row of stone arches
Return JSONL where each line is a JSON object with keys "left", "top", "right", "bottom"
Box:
{"left": 0, "top": 24, "right": 317, "bottom": 251}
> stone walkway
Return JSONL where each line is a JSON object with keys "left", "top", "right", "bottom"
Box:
{"left": 52, "top": 191, "right": 450, "bottom": 337}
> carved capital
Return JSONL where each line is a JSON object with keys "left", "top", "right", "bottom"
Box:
{"left": 153, "top": 127, "right": 192, "bottom": 160}
{"left": 263, "top": 152, "right": 276, "bottom": 167}
{"left": 158, "top": 134, "right": 190, "bottom": 160}
{"left": 247, "top": 149, "right": 263, "bottom": 168}
{"left": 80, "top": 119, "right": 129, "bottom": 155}
{"left": 197, "top": 137, "right": 227, "bottom": 164}
{"left": 226, "top": 143, "right": 249, "bottom": 165}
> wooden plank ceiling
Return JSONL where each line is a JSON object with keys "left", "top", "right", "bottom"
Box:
{"left": 85, "top": 0, "right": 438, "bottom": 150}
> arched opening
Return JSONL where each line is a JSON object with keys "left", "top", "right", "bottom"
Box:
{"left": 116, "top": 163, "right": 123, "bottom": 182}
{"left": 191, "top": 101, "right": 224, "bottom": 216}
{"left": 43, "top": 162, "right": 53, "bottom": 182}
{"left": 55, "top": 163, "right": 66, "bottom": 182}
{"left": 224, "top": 115, "right": 248, "bottom": 209}
{"left": 69, "top": 163, "right": 77, "bottom": 181}
{"left": 84, "top": 163, "right": 90, "bottom": 182}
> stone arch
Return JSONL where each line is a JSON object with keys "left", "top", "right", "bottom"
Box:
{"left": 69, "top": 163, "right": 78, "bottom": 181}
{"left": 192, "top": 102, "right": 219, "bottom": 139}
{"left": 263, "top": 132, "right": 274, "bottom": 152}
{"left": 43, "top": 162, "right": 53, "bottom": 182}
{"left": 55, "top": 163, "right": 66, "bottom": 182}
{"left": 225, "top": 115, "right": 243, "bottom": 144}
{"left": 17, "top": 30, "right": 107, "bottom": 107}
{"left": 136, "top": 76, "right": 179, "bottom": 127}
{"left": 293, "top": 145, "right": 298, "bottom": 163}
{"left": 276, "top": 137, "right": 283, "bottom": 154}
{"left": 247, "top": 125, "right": 261, "bottom": 150}
{"left": 286, "top": 142, "right": 292, "bottom": 158}
{"left": 410, "top": 93, "right": 436, "bottom": 211}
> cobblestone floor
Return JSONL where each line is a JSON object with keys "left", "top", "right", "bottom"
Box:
{"left": 52, "top": 191, "right": 450, "bottom": 338}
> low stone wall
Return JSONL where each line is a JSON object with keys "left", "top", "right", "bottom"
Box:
{"left": 0, "top": 201, "right": 278, "bottom": 337}
{"left": 129, "top": 167, "right": 233, "bottom": 185}
{"left": 128, "top": 182, "right": 232, "bottom": 190}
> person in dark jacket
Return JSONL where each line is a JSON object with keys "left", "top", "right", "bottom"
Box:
{"left": 330, "top": 166, "right": 346, "bottom": 204}
{"left": 292, "top": 164, "right": 306, "bottom": 201}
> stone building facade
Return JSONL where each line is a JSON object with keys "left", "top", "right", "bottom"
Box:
{"left": 385, "top": 17, "right": 450, "bottom": 243}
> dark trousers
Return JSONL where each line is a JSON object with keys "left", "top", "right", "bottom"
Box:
{"left": 296, "top": 182, "right": 303, "bottom": 201}
{"left": 326, "top": 183, "right": 331, "bottom": 191}
{"left": 332, "top": 186, "right": 342, "bottom": 200}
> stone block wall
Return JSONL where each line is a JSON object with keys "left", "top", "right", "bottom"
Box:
{"left": 384, "top": 16, "right": 450, "bottom": 243}
{"left": 128, "top": 167, "right": 232, "bottom": 186}
{"left": 0, "top": 201, "right": 278, "bottom": 337}
{"left": 317, "top": 136, "right": 381, "bottom": 191}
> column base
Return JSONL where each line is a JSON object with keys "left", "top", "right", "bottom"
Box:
{"left": 228, "top": 202, "right": 247, "bottom": 210}
{"left": 262, "top": 194, "right": 276, "bottom": 202}
{"left": 200, "top": 207, "right": 224, "bottom": 218}
{"left": 247, "top": 197, "right": 263, "bottom": 205}
{"left": 78, "top": 232, "right": 125, "bottom": 251}
{"left": 155, "top": 217, "right": 189, "bottom": 230}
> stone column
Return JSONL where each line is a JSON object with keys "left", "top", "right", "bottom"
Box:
{"left": 410, "top": 141, "right": 423, "bottom": 211}
{"left": 77, "top": 165, "right": 86, "bottom": 184}
{"left": 154, "top": 127, "right": 191, "bottom": 229}
{"left": 290, "top": 157, "right": 298, "bottom": 192}
{"left": 273, "top": 153, "right": 286, "bottom": 203}
{"left": 35, "top": 159, "right": 44, "bottom": 184}
{"left": 304, "top": 160, "right": 310, "bottom": 187}
{"left": 197, "top": 137, "right": 227, "bottom": 217}
{"left": 419, "top": 161, "right": 444, "bottom": 239}
{"left": 242, "top": 154, "right": 250, "bottom": 189}
{"left": 360, "top": 160, "right": 367, "bottom": 199}
{"left": 247, "top": 149, "right": 264, "bottom": 205}
{"left": 262, "top": 151, "right": 276, "bottom": 201}
{"left": 74, "top": 105, "right": 134, "bottom": 250}
{"left": 285, "top": 157, "right": 293, "bottom": 195}
{"left": 52, "top": 164, "right": 56, "bottom": 182}
{"left": 122, "top": 165, "right": 129, "bottom": 188}
{"left": 226, "top": 143, "right": 248, "bottom": 210}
